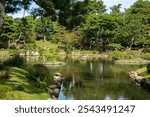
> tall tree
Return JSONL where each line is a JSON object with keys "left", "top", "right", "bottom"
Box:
{"left": 0, "top": 15, "right": 14, "bottom": 48}
{"left": 0, "top": 0, "right": 5, "bottom": 28}
{"left": 0, "top": 0, "right": 32, "bottom": 29}
{"left": 110, "top": 4, "right": 122, "bottom": 14}
{"left": 126, "top": 0, "right": 150, "bottom": 48}
{"left": 80, "top": 0, "right": 108, "bottom": 49}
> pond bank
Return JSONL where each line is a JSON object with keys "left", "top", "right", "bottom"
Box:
{"left": 116, "top": 58, "right": 150, "bottom": 65}
{"left": 49, "top": 73, "right": 63, "bottom": 100}
{"left": 129, "top": 71, "right": 150, "bottom": 90}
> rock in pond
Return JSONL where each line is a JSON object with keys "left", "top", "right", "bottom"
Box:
{"left": 141, "top": 79, "right": 150, "bottom": 90}
{"left": 53, "top": 73, "right": 63, "bottom": 82}
{"left": 49, "top": 88, "right": 60, "bottom": 98}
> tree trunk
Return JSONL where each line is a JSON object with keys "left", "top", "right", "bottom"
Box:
{"left": 44, "top": 35, "right": 46, "bottom": 41}
{"left": 128, "top": 35, "right": 136, "bottom": 50}
{"left": 0, "top": 1, "right": 5, "bottom": 29}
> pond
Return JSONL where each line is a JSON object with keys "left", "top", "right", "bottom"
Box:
{"left": 50, "top": 58, "right": 150, "bottom": 100}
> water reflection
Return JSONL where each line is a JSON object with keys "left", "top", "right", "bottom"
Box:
{"left": 57, "top": 58, "right": 150, "bottom": 100}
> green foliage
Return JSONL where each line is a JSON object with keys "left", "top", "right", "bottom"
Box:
{"left": 5, "top": 91, "right": 24, "bottom": 100}
{"left": 50, "top": 22, "right": 66, "bottom": 43}
{"left": 35, "top": 17, "right": 53, "bottom": 41}
{"left": 147, "top": 64, "right": 150, "bottom": 74}
{"left": 8, "top": 49, "right": 19, "bottom": 55}
{"left": 0, "top": 15, "right": 35, "bottom": 49}
{"left": 59, "top": 31, "right": 80, "bottom": 52}
{"left": 16, "top": 85, "right": 25, "bottom": 91}
{"left": 108, "top": 43, "right": 124, "bottom": 51}
{"left": 0, "top": 62, "right": 5, "bottom": 70}
{"left": 27, "top": 64, "right": 52, "bottom": 89}
{"left": 3, "top": 54, "right": 26, "bottom": 67}
{"left": 0, "top": 0, "right": 149, "bottom": 52}
{"left": 142, "top": 53, "right": 150, "bottom": 60}
{"left": 0, "top": 62, "right": 10, "bottom": 80}
{"left": 0, "top": 85, "right": 13, "bottom": 99}
{"left": 0, "top": 16, "right": 14, "bottom": 48}
{"left": 109, "top": 50, "right": 140, "bottom": 60}
{"left": 125, "top": 0, "right": 150, "bottom": 48}
{"left": 81, "top": 13, "right": 123, "bottom": 49}
{"left": 0, "top": 70, "right": 10, "bottom": 80}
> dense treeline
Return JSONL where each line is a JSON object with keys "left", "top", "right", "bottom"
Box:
{"left": 0, "top": 0, "right": 150, "bottom": 51}
{"left": 0, "top": 0, "right": 150, "bottom": 100}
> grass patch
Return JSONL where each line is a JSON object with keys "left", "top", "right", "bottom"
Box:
{"left": 35, "top": 41, "right": 58, "bottom": 50}
{"left": 4, "top": 91, "right": 49, "bottom": 100}
{"left": 115, "top": 58, "right": 150, "bottom": 65}
{"left": 136, "top": 67, "right": 150, "bottom": 79}
{"left": 0, "top": 67, "right": 50, "bottom": 100}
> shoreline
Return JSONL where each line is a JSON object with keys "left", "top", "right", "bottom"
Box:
{"left": 129, "top": 71, "right": 150, "bottom": 90}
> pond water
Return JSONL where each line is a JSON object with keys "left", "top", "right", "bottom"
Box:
{"left": 51, "top": 58, "right": 150, "bottom": 100}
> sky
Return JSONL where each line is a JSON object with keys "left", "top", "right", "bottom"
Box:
{"left": 9, "top": 0, "right": 138, "bottom": 18}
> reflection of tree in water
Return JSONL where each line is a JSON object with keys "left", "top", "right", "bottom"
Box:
{"left": 59, "top": 58, "right": 150, "bottom": 100}
{"left": 63, "top": 67, "right": 83, "bottom": 90}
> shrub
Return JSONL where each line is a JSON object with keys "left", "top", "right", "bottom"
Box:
{"left": 3, "top": 54, "right": 26, "bottom": 67}
{"left": 0, "top": 61, "right": 10, "bottom": 81}
{"left": 108, "top": 43, "right": 124, "bottom": 51}
{"left": 124, "top": 50, "right": 139, "bottom": 59}
{"left": 109, "top": 50, "right": 140, "bottom": 60}
{"left": 0, "top": 70, "right": 10, "bottom": 80}
{"left": 39, "top": 82, "right": 47, "bottom": 89}
{"left": 147, "top": 64, "right": 150, "bottom": 74}
{"left": 27, "top": 64, "right": 52, "bottom": 88}
{"left": 16, "top": 85, "right": 24, "bottom": 91}
{"left": 109, "top": 50, "right": 125, "bottom": 60}
{"left": 0, "top": 62, "right": 5, "bottom": 70}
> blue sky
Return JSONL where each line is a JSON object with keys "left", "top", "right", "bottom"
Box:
{"left": 9, "top": 0, "right": 137, "bottom": 18}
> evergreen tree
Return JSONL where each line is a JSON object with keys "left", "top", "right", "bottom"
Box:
{"left": 0, "top": 0, "right": 32, "bottom": 28}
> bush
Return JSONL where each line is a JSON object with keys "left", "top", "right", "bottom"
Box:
{"left": 27, "top": 64, "right": 52, "bottom": 88}
{"left": 0, "top": 62, "right": 5, "bottom": 70}
{"left": 16, "top": 85, "right": 25, "bottom": 91}
{"left": 147, "top": 64, "right": 150, "bottom": 74}
{"left": 108, "top": 43, "right": 124, "bottom": 51}
{"left": 0, "top": 61, "right": 10, "bottom": 81}
{"left": 39, "top": 82, "right": 47, "bottom": 89}
{"left": 109, "top": 50, "right": 126, "bottom": 60}
{"left": 0, "top": 70, "right": 10, "bottom": 80}
{"left": 124, "top": 50, "right": 139, "bottom": 59}
{"left": 3, "top": 54, "right": 26, "bottom": 67}
{"left": 109, "top": 50, "right": 140, "bottom": 60}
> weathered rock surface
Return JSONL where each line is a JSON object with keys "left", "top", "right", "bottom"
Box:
{"left": 49, "top": 72, "right": 63, "bottom": 99}
{"left": 129, "top": 71, "right": 150, "bottom": 91}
